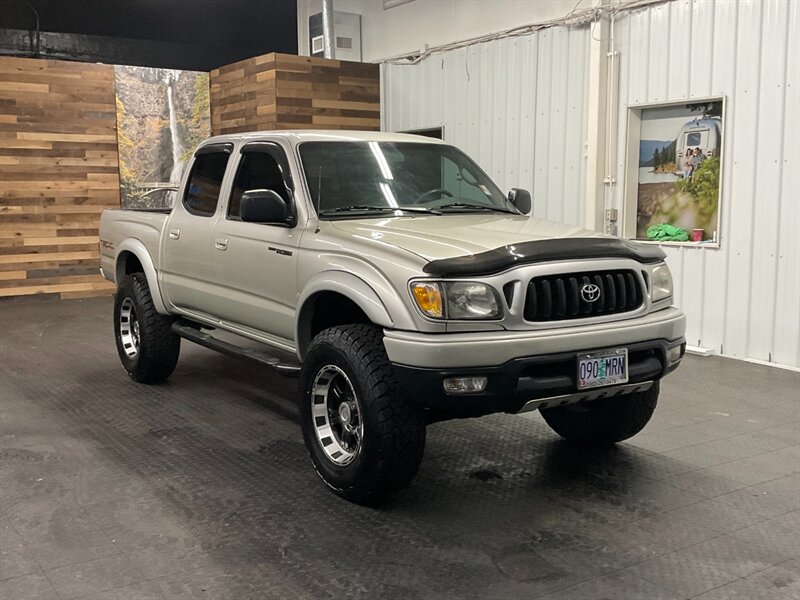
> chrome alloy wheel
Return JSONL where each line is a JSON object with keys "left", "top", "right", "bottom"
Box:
{"left": 311, "top": 365, "right": 363, "bottom": 466}
{"left": 119, "top": 297, "right": 140, "bottom": 358}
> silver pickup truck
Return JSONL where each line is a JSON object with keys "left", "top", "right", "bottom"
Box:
{"left": 100, "top": 131, "right": 686, "bottom": 504}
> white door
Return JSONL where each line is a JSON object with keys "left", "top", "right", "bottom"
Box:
{"left": 205, "top": 143, "right": 300, "bottom": 343}
{"left": 160, "top": 144, "right": 233, "bottom": 316}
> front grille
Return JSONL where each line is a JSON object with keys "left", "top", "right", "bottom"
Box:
{"left": 524, "top": 269, "right": 644, "bottom": 322}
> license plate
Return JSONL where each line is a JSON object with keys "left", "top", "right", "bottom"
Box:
{"left": 577, "top": 348, "right": 628, "bottom": 390}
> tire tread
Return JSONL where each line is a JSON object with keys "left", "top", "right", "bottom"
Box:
{"left": 301, "top": 324, "right": 425, "bottom": 503}
{"left": 115, "top": 273, "right": 180, "bottom": 383}
{"left": 540, "top": 382, "right": 659, "bottom": 445}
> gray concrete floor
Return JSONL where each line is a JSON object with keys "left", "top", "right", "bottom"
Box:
{"left": 1, "top": 297, "right": 798, "bottom": 600}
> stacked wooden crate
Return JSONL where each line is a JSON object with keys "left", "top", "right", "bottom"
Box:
{"left": 210, "top": 52, "right": 380, "bottom": 135}
{"left": 0, "top": 57, "right": 120, "bottom": 300}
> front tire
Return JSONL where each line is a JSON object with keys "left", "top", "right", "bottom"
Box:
{"left": 540, "top": 382, "right": 659, "bottom": 445}
{"left": 300, "top": 325, "right": 426, "bottom": 504}
{"left": 114, "top": 273, "right": 180, "bottom": 383}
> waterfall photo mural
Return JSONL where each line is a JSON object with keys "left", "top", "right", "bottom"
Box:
{"left": 114, "top": 66, "right": 210, "bottom": 208}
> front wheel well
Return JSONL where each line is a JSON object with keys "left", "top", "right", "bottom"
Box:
{"left": 297, "top": 292, "right": 373, "bottom": 358}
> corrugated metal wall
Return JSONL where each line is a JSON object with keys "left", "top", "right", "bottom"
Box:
{"left": 612, "top": 0, "right": 799, "bottom": 367}
{"left": 381, "top": 26, "right": 591, "bottom": 227}
{"left": 380, "top": 0, "right": 799, "bottom": 368}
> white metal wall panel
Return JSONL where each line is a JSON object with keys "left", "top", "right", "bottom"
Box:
{"left": 613, "top": 0, "right": 800, "bottom": 367}
{"left": 381, "top": 26, "right": 590, "bottom": 227}
{"left": 749, "top": 1, "right": 790, "bottom": 363}
{"left": 772, "top": 0, "right": 800, "bottom": 367}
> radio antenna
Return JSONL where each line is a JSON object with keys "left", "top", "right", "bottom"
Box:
{"left": 316, "top": 166, "right": 323, "bottom": 215}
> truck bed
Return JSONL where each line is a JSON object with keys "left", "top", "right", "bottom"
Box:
{"left": 99, "top": 208, "right": 170, "bottom": 284}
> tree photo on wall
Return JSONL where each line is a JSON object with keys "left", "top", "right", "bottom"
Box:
{"left": 114, "top": 66, "right": 210, "bottom": 209}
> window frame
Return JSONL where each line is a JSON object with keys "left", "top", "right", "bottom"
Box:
{"left": 685, "top": 132, "right": 703, "bottom": 147}
{"left": 225, "top": 142, "right": 297, "bottom": 227}
{"left": 621, "top": 96, "right": 726, "bottom": 249}
{"left": 399, "top": 127, "right": 444, "bottom": 140}
{"left": 182, "top": 143, "right": 233, "bottom": 218}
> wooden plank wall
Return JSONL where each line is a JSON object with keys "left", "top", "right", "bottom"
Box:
{"left": 0, "top": 57, "right": 120, "bottom": 300}
{"left": 210, "top": 53, "right": 380, "bottom": 135}
{"left": 0, "top": 52, "right": 379, "bottom": 301}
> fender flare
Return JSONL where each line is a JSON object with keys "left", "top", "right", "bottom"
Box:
{"left": 296, "top": 271, "right": 394, "bottom": 358}
{"left": 115, "top": 239, "right": 169, "bottom": 314}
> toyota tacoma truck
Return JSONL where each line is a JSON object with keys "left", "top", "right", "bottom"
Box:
{"left": 99, "top": 131, "right": 686, "bottom": 504}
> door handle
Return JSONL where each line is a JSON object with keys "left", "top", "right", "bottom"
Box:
{"left": 214, "top": 237, "right": 228, "bottom": 251}
{"left": 169, "top": 229, "right": 181, "bottom": 240}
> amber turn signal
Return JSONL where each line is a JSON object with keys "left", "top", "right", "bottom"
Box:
{"left": 411, "top": 282, "right": 444, "bottom": 318}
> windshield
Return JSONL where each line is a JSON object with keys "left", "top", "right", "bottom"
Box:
{"left": 298, "top": 141, "right": 517, "bottom": 218}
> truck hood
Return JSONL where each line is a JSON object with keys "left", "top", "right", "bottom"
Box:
{"left": 328, "top": 214, "right": 603, "bottom": 262}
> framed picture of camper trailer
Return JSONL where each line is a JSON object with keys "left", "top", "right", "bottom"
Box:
{"left": 621, "top": 97, "right": 725, "bottom": 247}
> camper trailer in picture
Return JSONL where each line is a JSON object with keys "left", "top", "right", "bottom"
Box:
{"left": 676, "top": 117, "right": 722, "bottom": 175}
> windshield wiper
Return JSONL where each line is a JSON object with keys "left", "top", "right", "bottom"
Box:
{"left": 319, "top": 205, "right": 441, "bottom": 216}
{"left": 437, "top": 202, "right": 516, "bottom": 214}
{"left": 319, "top": 205, "right": 392, "bottom": 215}
{"left": 396, "top": 206, "right": 442, "bottom": 215}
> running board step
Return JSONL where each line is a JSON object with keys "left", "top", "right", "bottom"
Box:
{"left": 517, "top": 381, "right": 654, "bottom": 414}
{"left": 171, "top": 321, "right": 301, "bottom": 377}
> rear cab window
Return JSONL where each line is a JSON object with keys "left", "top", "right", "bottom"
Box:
{"left": 183, "top": 145, "right": 232, "bottom": 217}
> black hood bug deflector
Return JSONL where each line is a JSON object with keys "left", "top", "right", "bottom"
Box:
{"left": 422, "top": 237, "right": 666, "bottom": 277}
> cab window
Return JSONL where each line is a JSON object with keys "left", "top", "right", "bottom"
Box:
{"left": 228, "top": 151, "right": 291, "bottom": 220}
{"left": 183, "top": 151, "right": 230, "bottom": 217}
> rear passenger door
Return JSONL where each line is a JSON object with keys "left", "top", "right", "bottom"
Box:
{"left": 160, "top": 143, "right": 232, "bottom": 316}
{"left": 205, "top": 142, "right": 301, "bottom": 343}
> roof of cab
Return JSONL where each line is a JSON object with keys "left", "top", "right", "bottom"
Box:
{"left": 196, "top": 129, "right": 447, "bottom": 149}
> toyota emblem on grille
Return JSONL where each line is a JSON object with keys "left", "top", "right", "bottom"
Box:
{"left": 580, "top": 283, "right": 601, "bottom": 303}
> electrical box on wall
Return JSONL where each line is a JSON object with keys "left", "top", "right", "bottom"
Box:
{"left": 309, "top": 11, "right": 362, "bottom": 62}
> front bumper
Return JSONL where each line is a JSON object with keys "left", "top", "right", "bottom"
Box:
{"left": 384, "top": 306, "right": 685, "bottom": 369}
{"left": 385, "top": 307, "right": 686, "bottom": 417}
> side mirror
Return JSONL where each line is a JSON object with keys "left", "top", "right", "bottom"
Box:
{"left": 508, "top": 188, "right": 532, "bottom": 215}
{"left": 240, "top": 189, "right": 290, "bottom": 224}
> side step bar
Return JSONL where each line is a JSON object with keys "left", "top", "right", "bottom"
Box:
{"left": 517, "top": 381, "right": 654, "bottom": 414}
{"left": 171, "top": 321, "right": 301, "bottom": 377}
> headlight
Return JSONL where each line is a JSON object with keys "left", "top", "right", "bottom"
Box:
{"left": 410, "top": 281, "right": 501, "bottom": 320}
{"left": 445, "top": 282, "right": 500, "bottom": 319}
{"left": 650, "top": 264, "right": 673, "bottom": 302}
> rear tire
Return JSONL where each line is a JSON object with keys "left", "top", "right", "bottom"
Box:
{"left": 114, "top": 273, "right": 180, "bottom": 383}
{"left": 540, "top": 382, "right": 659, "bottom": 445}
{"left": 300, "top": 324, "right": 426, "bottom": 504}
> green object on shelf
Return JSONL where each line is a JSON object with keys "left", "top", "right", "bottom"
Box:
{"left": 646, "top": 223, "right": 689, "bottom": 242}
